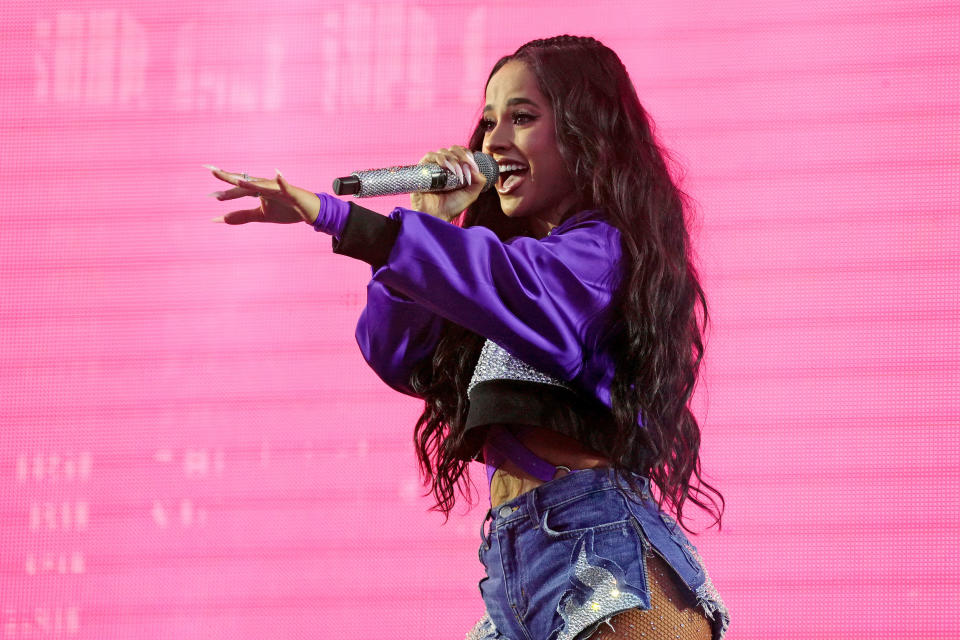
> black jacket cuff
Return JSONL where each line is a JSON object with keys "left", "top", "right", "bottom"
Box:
{"left": 331, "top": 202, "right": 401, "bottom": 268}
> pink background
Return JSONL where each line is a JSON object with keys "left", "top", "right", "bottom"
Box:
{"left": 2, "top": 1, "right": 958, "bottom": 638}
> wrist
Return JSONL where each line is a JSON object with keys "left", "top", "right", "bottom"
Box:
{"left": 312, "top": 193, "right": 350, "bottom": 238}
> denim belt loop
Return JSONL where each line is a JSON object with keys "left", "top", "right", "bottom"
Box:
{"left": 614, "top": 468, "right": 651, "bottom": 503}
{"left": 480, "top": 508, "right": 493, "bottom": 550}
{"left": 525, "top": 487, "right": 541, "bottom": 529}
{"left": 635, "top": 472, "right": 652, "bottom": 501}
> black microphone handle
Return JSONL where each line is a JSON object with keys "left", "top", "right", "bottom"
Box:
{"left": 332, "top": 151, "right": 499, "bottom": 198}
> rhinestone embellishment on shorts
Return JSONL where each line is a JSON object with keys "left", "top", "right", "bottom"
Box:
{"left": 468, "top": 339, "right": 573, "bottom": 396}
{"left": 557, "top": 544, "right": 644, "bottom": 640}
{"left": 464, "top": 612, "right": 500, "bottom": 640}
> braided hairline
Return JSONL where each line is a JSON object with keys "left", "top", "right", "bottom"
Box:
{"left": 517, "top": 35, "right": 603, "bottom": 52}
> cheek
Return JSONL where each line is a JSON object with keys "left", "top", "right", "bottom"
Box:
{"left": 528, "top": 135, "right": 565, "bottom": 182}
{"left": 535, "top": 153, "right": 568, "bottom": 192}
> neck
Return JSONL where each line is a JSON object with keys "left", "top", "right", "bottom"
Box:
{"left": 531, "top": 192, "right": 581, "bottom": 238}
{"left": 530, "top": 217, "right": 557, "bottom": 238}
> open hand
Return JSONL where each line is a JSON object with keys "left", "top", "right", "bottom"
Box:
{"left": 206, "top": 166, "right": 320, "bottom": 225}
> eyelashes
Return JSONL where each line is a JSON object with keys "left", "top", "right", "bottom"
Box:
{"left": 480, "top": 112, "right": 538, "bottom": 132}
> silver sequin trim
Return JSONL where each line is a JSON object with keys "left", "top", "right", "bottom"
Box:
{"left": 687, "top": 544, "right": 730, "bottom": 640}
{"left": 468, "top": 340, "right": 573, "bottom": 396}
{"left": 464, "top": 612, "right": 500, "bottom": 640}
{"left": 557, "top": 545, "right": 644, "bottom": 640}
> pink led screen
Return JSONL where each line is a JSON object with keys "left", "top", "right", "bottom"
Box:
{"left": 2, "top": 1, "right": 958, "bottom": 638}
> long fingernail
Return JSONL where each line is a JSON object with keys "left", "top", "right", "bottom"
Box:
{"left": 207, "top": 191, "right": 224, "bottom": 199}
{"left": 211, "top": 216, "right": 225, "bottom": 223}
{"left": 203, "top": 164, "right": 220, "bottom": 171}
{"left": 462, "top": 163, "right": 471, "bottom": 186}
{"left": 275, "top": 168, "right": 283, "bottom": 177}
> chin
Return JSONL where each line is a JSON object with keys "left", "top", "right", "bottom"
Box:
{"left": 498, "top": 201, "right": 521, "bottom": 218}
{"left": 498, "top": 194, "right": 531, "bottom": 217}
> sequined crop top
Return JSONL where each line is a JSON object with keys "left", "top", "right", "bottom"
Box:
{"left": 465, "top": 339, "right": 573, "bottom": 430}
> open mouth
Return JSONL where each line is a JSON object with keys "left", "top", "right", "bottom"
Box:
{"left": 497, "top": 162, "right": 529, "bottom": 194}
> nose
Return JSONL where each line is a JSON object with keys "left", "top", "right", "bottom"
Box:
{"left": 482, "top": 119, "right": 512, "bottom": 156}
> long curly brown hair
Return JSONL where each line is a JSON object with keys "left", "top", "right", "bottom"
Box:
{"left": 408, "top": 36, "right": 723, "bottom": 531}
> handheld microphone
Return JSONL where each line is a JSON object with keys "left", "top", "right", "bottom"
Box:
{"left": 332, "top": 151, "right": 499, "bottom": 198}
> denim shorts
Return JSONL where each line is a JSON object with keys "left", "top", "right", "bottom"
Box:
{"left": 467, "top": 468, "right": 729, "bottom": 640}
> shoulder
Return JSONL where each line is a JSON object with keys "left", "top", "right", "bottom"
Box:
{"left": 545, "top": 209, "right": 620, "bottom": 248}
{"left": 535, "top": 210, "right": 622, "bottom": 284}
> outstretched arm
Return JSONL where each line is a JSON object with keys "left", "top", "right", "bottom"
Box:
{"left": 205, "top": 166, "right": 621, "bottom": 387}
{"left": 206, "top": 166, "right": 446, "bottom": 397}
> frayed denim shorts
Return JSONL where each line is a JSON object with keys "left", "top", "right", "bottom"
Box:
{"left": 468, "top": 468, "right": 728, "bottom": 640}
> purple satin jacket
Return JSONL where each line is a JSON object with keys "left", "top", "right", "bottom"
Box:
{"left": 352, "top": 206, "right": 624, "bottom": 409}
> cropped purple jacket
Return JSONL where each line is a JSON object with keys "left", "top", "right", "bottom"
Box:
{"left": 319, "top": 196, "right": 623, "bottom": 412}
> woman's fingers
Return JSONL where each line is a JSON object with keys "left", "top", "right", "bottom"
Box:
{"left": 207, "top": 165, "right": 319, "bottom": 226}
{"left": 419, "top": 147, "right": 485, "bottom": 189}
{"left": 419, "top": 150, "right": 465, "bottom": 184}
{"left": 450, "top": 146, "right": 483, "bottom": 187}
{"left": 237, "top": 177, "right": 283, "bottom": 198}
{"left": 220, "top": 205, "right": 269, "bottom": 225}
{"left": 206, "top": 167, "right": 295, "bottom": 203}
{"left": 207, "top": 167, "right": 283, "bottom": 197}
{"left": 207, "top": 166, "right": 313, "bottom": 225}
{"left": 275, "top": 170, "right": 291, "bottom": 194}
{"left": 210, "top": 186, "right": 255, "bottom": 201}
{"left": 207, "top": 166, "right": 257, "bottom": 186}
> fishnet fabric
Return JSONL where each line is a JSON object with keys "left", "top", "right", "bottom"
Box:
{"left": 588, "top": 553, "right": 711, "bottom": 640}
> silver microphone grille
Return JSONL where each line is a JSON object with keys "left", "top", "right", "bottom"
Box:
{"left": 473, "top": 152, "right": 499, "bottom": 191}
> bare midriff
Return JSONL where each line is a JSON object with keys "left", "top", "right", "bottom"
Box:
{"left": 488, "top": 424, "right": 610, "bottom": 508}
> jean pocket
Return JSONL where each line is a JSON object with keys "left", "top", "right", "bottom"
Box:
{"left": 539, "top": 489, "right": 631, "bottom": 539}
{"left": 553, "top": 526, "right": 649, "bottom": 640}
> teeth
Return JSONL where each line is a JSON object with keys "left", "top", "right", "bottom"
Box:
{"left": 497, "top": 163, "right": 527, "bottom": 173}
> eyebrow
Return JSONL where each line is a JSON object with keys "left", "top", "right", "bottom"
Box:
{"left": 483, "top": 97, "right": 540, "bottom": 112}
